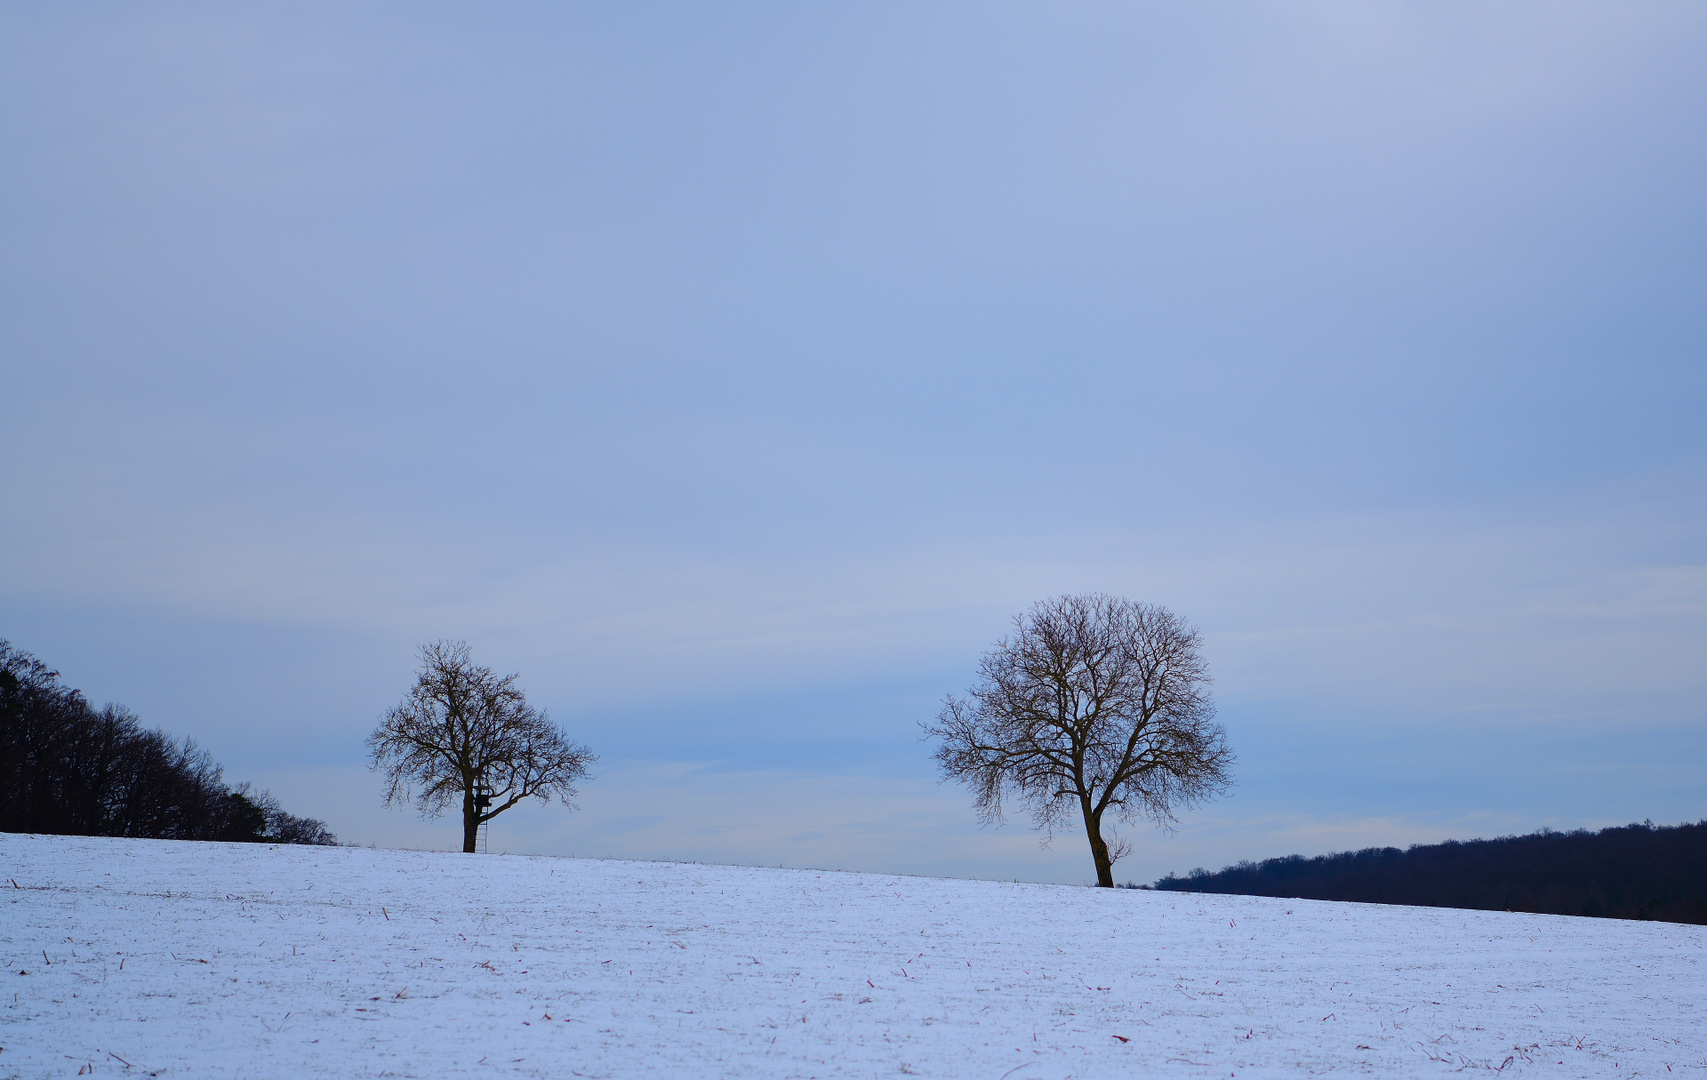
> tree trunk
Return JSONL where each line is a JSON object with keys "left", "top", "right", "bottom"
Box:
{"left": 462, "top": 790, "right": 478, "bottom": 853}
{"left": 1081, "top": 799, "right": 1114, "bottom": 887}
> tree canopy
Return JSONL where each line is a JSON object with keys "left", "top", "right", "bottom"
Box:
{"left": 927, "top": 595, "right": 1233, "bottom": 886}
{"left": 1, "top": 640, "right": 336, "bottom": 844}
{"left": 369, "top": 640, "right": 595, "bottom": 852}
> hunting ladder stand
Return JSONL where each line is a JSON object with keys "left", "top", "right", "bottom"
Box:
{"left": 474, "top": 780, "right": 493, "bottom": 854}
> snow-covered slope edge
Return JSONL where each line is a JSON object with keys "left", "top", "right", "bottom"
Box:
{"left": 3, "top": 833, "right": 1701, "bottom": 1078}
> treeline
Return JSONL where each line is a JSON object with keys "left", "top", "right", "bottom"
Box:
{"left": 1150, "top": 821, "right": 1707, "bottom": 925}
{"left": 1, "top": 641, "right": 336, "bottom": 845}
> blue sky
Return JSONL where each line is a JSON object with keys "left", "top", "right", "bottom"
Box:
{"left": 3, "top": 3, "right": 1704, "bottom": 884}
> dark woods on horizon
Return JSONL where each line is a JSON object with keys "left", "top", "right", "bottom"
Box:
{"left": 1146, "top": 821, "right": 1707, "bottom": 926}
{"left": 0, "top": 640, "right": 336, "bottom": 845}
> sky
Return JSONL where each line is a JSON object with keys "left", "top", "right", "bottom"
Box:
{"left": 3, "top": 2, "right": 1704, "bottom": 886}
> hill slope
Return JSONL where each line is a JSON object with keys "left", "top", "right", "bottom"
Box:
{"left": 3, "top": 834, "right": 1703, "bottom": 1078}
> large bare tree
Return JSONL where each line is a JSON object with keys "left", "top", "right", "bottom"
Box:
{"left": 369, "top": 641, "right": 595, "bottom": 853}
{"left": 925, "top": 595, "right": 1233, "bottom": 887}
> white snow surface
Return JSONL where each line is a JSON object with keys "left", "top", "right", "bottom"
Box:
{"left": 3, "top": 834, "right": 1702, "bottom": 1078}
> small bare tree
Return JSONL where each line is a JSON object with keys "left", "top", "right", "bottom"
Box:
{"left": 369, "top": 641, "right": 595, "bottom": 853}
{"left": 925, "top": 595, "right": 1232, "bottom": 887}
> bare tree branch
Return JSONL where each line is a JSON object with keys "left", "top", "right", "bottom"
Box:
{"left": 923, "top": 595, "right": 1233, "bottom": 887}
{"left": 368, "top": 641, "right": 596, "bottom": 852}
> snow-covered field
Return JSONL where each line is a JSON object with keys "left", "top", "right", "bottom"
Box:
{"left": 3, "top": 834, "right": 1702, "bottom": 1078}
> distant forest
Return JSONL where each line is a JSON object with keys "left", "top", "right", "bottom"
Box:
{"left": 1, "top": 641, "right": 336, "bottom": 845}
{"left": 1150, "top": 821, "right": 1707, "bottom": 925}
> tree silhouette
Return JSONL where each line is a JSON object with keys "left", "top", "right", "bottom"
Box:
{"left": 927, "top": 595, "right": 1232, "bottom": 886}
{"left": 369, "top": 641, "right": 595, "bottom": 852}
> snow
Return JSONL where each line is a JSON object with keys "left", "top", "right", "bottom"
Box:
{"left": 3, "top": 834, "right": 1702, "bottom": 1078}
